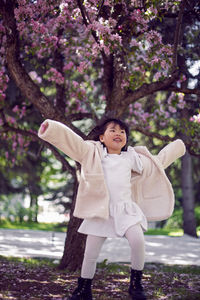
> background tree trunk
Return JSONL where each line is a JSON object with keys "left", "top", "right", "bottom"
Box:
{"left": 181, "top": 151, "right": 197, "bottom": 237}
{"left": 59, "top": 174, "right": 86, "bottom": 271}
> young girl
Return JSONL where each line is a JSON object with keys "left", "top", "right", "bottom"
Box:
{"left": 38, "top": 117, "right": 186, "bottom": 300}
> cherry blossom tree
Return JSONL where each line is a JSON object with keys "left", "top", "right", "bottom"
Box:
{"left": 0, "top": 0, "right": 199, "bottom": 270}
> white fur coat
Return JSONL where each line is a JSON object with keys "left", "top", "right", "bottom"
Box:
{"left": 38, "top": 119, "right": 186, "bottom": 221}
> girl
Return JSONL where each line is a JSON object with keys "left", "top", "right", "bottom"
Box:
{"left": 38, "top": 117, "right": 185, "bottom": 300}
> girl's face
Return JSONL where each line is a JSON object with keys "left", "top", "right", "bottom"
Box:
{"left": 99, "top": 122, "right": 127, "bottom": 154}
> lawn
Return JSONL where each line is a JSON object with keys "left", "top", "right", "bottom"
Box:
{"left": 0, "top": 220, "right": 67, "bottom": 232}
{"left": 0, "top": 220, "right": 193, "bottom": 236}
{"left": 0, "top": 256, "right": 199, "bottom": 300}
{"left": 1, "top": 220, "right": 200, "bottom": 237}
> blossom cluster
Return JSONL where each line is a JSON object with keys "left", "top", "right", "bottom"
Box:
{"left": 167, "top": 92, "right": 186, "bottom": 113}
{"left": 46, "top": 68, "right": 65, "bottom": 85}
{"left": 127, "top": 90, "right": 187, "bottom": 130}
{"left": 190, "top": 112, "right": 200, "bottom": 123}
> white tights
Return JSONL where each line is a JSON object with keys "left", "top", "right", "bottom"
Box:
{"left": 81, "top": 224, "right": 145, "bottom": 279}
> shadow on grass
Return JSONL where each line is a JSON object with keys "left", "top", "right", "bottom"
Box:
{"left": 0, "top": 256, "right": 199, "bottom": 300}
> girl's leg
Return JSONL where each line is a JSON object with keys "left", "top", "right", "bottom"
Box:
{"left": 125, "top": 224, "right": 147, "bottom": 299}
{"left": 81, "top": 234, "right": 106, "bottom": 279}
{"left": 125, "top": 224, "right": 145, "bottom": 270}
{"left": 68, "top": 235, "right": 106, "bottom": 300}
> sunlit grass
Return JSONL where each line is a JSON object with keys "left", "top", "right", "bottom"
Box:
{"left": 0, "top": 255, "right": 58, "bottom": 268}
{"left": 145, "top": 228, "right": 184, "bottom": 236}
{"left": 0, "top": 220, "right": 199, "bottom": 237}
{"left": 0, "top": 219, "right": 67, "bottom": 232}
{"left": 145, "top": 227, "right": 200, "bottom": 237}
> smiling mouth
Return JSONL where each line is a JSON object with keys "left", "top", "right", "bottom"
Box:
{"left": 113, "top": 138, "right": 122, "bottom": 142}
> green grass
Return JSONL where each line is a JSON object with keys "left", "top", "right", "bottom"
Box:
{"left": 0, "top": 219, "right": 199, "bottom": 237}
{"left": 0, "top": 219, "right": 67, "bottom": 232}
{"left": 145, "top": 227, "right": 200, "bottom": 237}
{"left": 0, "top": 255, "right": 57, "bottom": 268}
{"left": 145, "top": 228, "right": 184, "bottom": 236}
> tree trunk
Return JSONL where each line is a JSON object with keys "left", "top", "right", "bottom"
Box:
{"left": 181, "top": 151, "right": 197, "bottom": 237}
{"left": 29, "top": 192, "right": 38, "bottom": 223}
{"left": 59, "top": 174, "right": 86, "bottom": 271}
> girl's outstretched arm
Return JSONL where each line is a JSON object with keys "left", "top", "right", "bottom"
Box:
{"left": 156, "top": 139, "right": 186, "bottom": 169}
{"left": 38, "top": 119, "right": 91, "bottom": 163}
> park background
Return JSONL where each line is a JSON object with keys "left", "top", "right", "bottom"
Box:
{"left": 0, "top": 1, "right": 200, "bottom": 299}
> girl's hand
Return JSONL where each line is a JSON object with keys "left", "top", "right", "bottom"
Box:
{"left": 40, "top": 122, "right": 49, "bottom": 134}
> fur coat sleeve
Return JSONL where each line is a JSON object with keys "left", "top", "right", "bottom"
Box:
{"left": 38, "top": 119, "right": 91, "bottom": 163}
{"left": 132, "top": 140, "right": 186, "bottom": 221}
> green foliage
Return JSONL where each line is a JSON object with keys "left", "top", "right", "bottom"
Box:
{"left": 164, "top": 206, "right": 200, "bottom": 230}
{"left": 0, "top": 197, "right": 38, "bottom": 223}
{"left": 164, "top": 208, "right": 183, "bottom": 229}
{"left": 195, "top": 206, "right": 200, "bottom": 227}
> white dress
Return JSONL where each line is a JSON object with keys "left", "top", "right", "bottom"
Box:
{"left": 78, "top": 148, "right": 148, "bottom": 237}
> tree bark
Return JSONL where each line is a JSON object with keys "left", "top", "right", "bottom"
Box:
{"left": 181, "top": 151, "right": 197, "bottom": 237}
{"left": 59, "top": 173, "right": 86, "bottom": 271}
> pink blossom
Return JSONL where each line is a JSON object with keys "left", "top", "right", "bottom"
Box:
{"left": 190, "top": 112, "right": 200, "bottom": 123}
{"left": 20, "top": 106, "right": 26, "bottom": 118}
{"left": 72, "top": 81, "right": 79, "bottom": 88}
{"left": 29, "top": 71, "right": 42, "bottom": 84}
{"left": 77, "top": 62, "right": 88, "bottom": 73}
{"left": 12, "top": 141, "right": 17, "bottom": 151}
{"left": 134, "top": 102, "right": 142, "bottom": 109}
{"left": 168, "top": 106, "right": 177, "bottom": 113}
{"left": 130, "top": 39, "right": 139, "bottom": 47}
{"left": 154, "top": 72, "right": 162, "bottom": 80}
{"left": 64, "top": 62, "right": 74, "bottom": 71}
{"left": 18, "top": 135, "right": 24, "bottom": 147}
{"left": 151, "top": 57, "right": 159, "bottom": 64}
{"left": 12, "top": 105, "right": 19, "bottom": 113}
{"left": 160, "top": 121, "right": 167, "bottom": 127}
{"left": 46, "top": 68, "right": 64, "bottom": 85}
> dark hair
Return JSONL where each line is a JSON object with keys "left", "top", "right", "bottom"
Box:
{"left": 88, "top": 117, "right": 129, "bottom": 151}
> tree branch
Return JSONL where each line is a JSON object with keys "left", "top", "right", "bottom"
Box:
{"left": 132, "top": 125, "right": 174, "bottom": 142}
{"left": 96, "top": 0, "right": 105, "bottom": 19}
{"left": 76, "top": 0, "right": 100, "bottom": 45}
{"left": 122, "top": 71, "right": 179, "bottom": 111}
{"left": 168, "top": 86, "right": 200, "bottom": 97}
{"left": 171, "top": 0, "right": 186, "bottom": 72}
{"left": 132, "top": 125, "right": 200, "bottom": 156}
{"left": 66, "top": 112, "right": 98, "bottom": 123}
{"left": 0, "top": 116, "right": 76, "bottom": 175}
{"left": 54, "top": 28, "right": 66, "bottom": 111}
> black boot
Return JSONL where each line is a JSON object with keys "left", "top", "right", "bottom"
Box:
{"left": 68, "top": 277, "right": 93, "bottom": 300}
{"left": 128, "top": 269, "right": 147, "bottom": 300}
